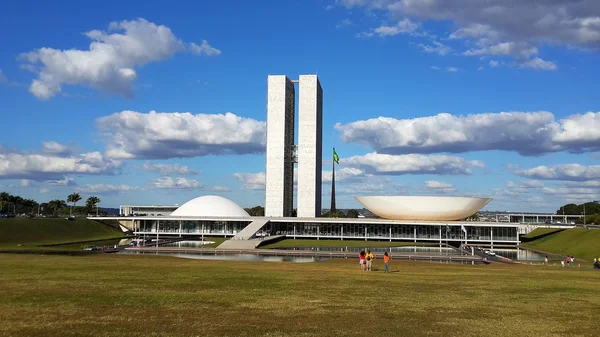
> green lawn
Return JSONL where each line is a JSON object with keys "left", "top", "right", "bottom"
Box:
{"left": 522, "top": 228, "right": 600, "bottom": 261}
{"left": 521, "top": 227, "right": 565, "bottom": 240}
{"left": 0, "top": 254, "right": 598, "bottom": 337}
{"left": 0, "top": 218, "right": 125, "bottom": 250}
{"left": 201, "top": 236, "right": 228, "bottom": 248}
{"left": 261, "top": 238, "right": 438, "bottom": 249}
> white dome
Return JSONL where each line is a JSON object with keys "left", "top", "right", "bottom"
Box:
{"left": 171, "top": 195, "right": 251, "bottom": 218}
{"left": 355, "top": 196, "right": 492, "bottom": 221}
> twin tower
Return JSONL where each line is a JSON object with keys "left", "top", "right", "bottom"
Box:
{"left": 265, "top": 75, "right": 323, "bottom": 218}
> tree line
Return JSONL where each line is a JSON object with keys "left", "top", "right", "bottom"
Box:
{"left": 556, "top": 202, "right": 600, "bottom": 216}
{"left": 0, "top": 191, "right": 102, "bottom": 216}
{"left": 557, "top": 202, "right": 600, "bottom": 225}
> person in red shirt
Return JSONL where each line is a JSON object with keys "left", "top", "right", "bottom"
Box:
{"left": 359, "top": 250, "right": 366, "bottom": 271}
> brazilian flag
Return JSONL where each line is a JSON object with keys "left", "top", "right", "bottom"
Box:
{"left": 333, "top": 148, "right": 339, "bottom": 164}
{"left": 445, "top": 224, "right": 451, "bottom": 233}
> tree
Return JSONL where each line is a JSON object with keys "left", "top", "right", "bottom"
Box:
{"left": 557, "top": 202, "right": 600, "bottom": 217}
{"left": 86, "top": 196, "right": 101, "bottom": 215}
{"left": 47, "top": 199, "right": 67, "bottom": 214}
{"left": 466, "top": 212, "right": 480, "bottom": 221}
{"left": 556, "top": 203, "right": 580, "bottom": 215}
{"left": 323, "top": 210, "right": 345, "bottom": 218}
{"left": 244, "top": 206, "right": 265, "bottom": 216}
{"left": 67, "top": 193, "right": 82, "bottom": 216}
{"left": 0, "top": 192, "right": 9, "bottom": 213}
{"left": 346, "top": 209, "right": 360, "bottom": 218}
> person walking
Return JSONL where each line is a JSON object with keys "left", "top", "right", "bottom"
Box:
{"left": 383, "top": 252, "right": 390, "bottom": 273}
{"left": 359, "top": 250, "right": 366, "bottom": 271}
{"left": 544, "top": 255, "right": 548, "bottom": 266}
{"left": 366, "top": 250, "right": 374, "bottom": 271}
{"left": 570, "top": 256, "right": 575, "bottom": 268}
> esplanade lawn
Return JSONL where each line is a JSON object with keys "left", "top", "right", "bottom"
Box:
{"left": 1, "top": 254, "right": 599, "bottom": 337}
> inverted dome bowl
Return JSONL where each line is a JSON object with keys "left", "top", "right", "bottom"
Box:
{"left": 354, "top": 196, "right": 492, "bottom": 221}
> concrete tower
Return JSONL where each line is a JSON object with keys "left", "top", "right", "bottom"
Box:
{"left": 265, "top": 75, "right": 295, "bottom": 217}
{"left": 297, "top": 75, "right": 323, "bottom": 218}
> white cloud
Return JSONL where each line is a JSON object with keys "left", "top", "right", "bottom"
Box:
{"left": 0, "top": 69, "right": 6, "bottom": 82}
{"left": 418, "top": 41, "right": 451, "bottom": 55}
{"left": 97, "top": 110, "right": 266, "bottom": 159}
{"left": 47, "top": 177, "right": 77, "bottom": 187}
{"left": 322, "top": 167, "right": 369, "bottom": 183}
{"left": 337, "top": 183, "right": 388, "bottom": 195}
{"left": 516, "top": 164, "right": 600, "bottom": 181}
{"left": 233, "top": 172, "right": 266, "bottom": 190}
{"left": 446, "top": 67, "right": 459, "bottom": 72}
{"left": 424, "top": 180, "right": 456, "bottom": 192}
{"left": 373, "top": 19, "right": 419, "bottom": 36}
{"left": 189, "top": 40, "right": 221, "bottom": 56}
{"left": 527, "top": 196, "right": 545, "bottom": 203}
{"left": 502, "top": 180, "right": 545, "bottom": 195}
{"left": 19, "top": 18, "right": 220, "bottom": 99}
{"left": 489, "top": 60, "right": 499, "bottom": 67}
{"left": 336, "top": 19, "right": 353, "bottom": 29}
{"left": 151, "top": 177, "right": 202, "bottom": 189}
{"left": 19, "top": 179, "right": 31, "bottom": 187}
{"left": 210, "top": 185, "right": 232, "bottom": 192}
{"left": 335, "top": 111, "right": 600, "bottom": 156}
{"left": 142, "top": 161, "right": 199, "bottom": 175}
{"left": 341, "top": 152, "right": 485, "bottom": 176}
{"left": 464, "top": 42, "right": 538, "bottom": 58}
{"left": 520, "top": 57, "right": 557, "bottom": 71}
{"left": 0, "top": 149, "right": 120, "bottom": 180}
{"left": 41, "top": 141, "right": 72, "bottom": 157}
{"left": 336, "top": 1, "right": 600, "bottom": 68}
{"left": 478, "top": 66, "right": 484, "bottom": 71}
{"left": 430, "top": 66, "right": 440, "bottom": 70}
{"left": 39, "top": 188, "right": 49, "bottom": 194}
{"left": 76, "top": 183, "right": 141, "bottom": 194}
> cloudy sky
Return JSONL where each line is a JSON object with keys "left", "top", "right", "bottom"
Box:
{"left": 1, "top": 0, "right": 599, "bottom": 212}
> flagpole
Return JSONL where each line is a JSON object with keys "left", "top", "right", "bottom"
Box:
{"left": 331, "top": 147, "right": 336, "bottom": 214}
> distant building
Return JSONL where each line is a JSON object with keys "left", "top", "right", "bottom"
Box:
{"left": 119, "top": 205, "right": 178, "bottom": 216}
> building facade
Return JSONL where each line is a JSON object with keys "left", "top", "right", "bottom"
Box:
{"left": 265, "top": 75, "right": 296, "bottom": 217}
{"left": 297, "top": 75, "right": 323, "bottom": 217}
{"left": 265, "top": 74, "right": 324, "bottom": 218}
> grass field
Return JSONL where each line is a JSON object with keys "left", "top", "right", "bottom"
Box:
{"left": 0, "top": 254, "right": 599, "bottom": 337}
{"left": 0, "top": 218, "right": 125, "bottom": 250}
{"left": 522, "top": 228, "right": 600, "bottom": 262}
{"left": 261, "top": 238, "right": 438, "bottom": 249}
{"left": 200, "top": 236, "right": 228, "bottom": 248}
{"left": 521, "top": 227, "right": 565, "bottom": 240}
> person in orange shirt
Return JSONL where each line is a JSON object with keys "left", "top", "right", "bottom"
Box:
{"left": 383, "top": 252, "right": 390, "bottom": 273}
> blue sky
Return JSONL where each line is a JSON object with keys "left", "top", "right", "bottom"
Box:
{"left": 1, "top": 0, "right": 599, "bottom": 212}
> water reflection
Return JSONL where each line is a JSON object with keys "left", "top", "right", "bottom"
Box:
{"left": 161, "top": 240, "right": 215, "bottom": 248}
{"left": 280, "top": 246, "right": 459, "bottom": 255}
{"left": 119, "top": 250, "right": 327, "bottom": 263}
{"left": 492, "top": 248, "right": 559, "bottom": 261}
{"left": 55, "top": 238, "right": 133, "bottom": 249}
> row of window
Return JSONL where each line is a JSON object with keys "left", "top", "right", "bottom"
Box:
{"left": 136, "top": 220, "right": 519, "bottom": 241}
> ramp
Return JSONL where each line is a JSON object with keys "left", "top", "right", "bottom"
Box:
{"left": 234, "top": 219, "right": 270, "bottom": 240}
{"left": 217, "top": 219, "right": 270, "bottom": 249}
